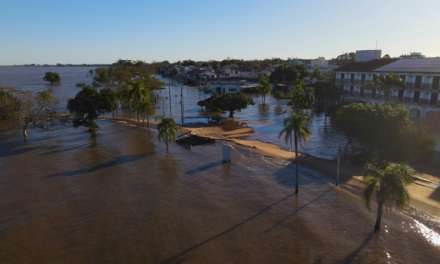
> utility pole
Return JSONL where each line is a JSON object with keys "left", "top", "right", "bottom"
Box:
{"left": 336, "top": 146, "right": 340, "bottom": 187}
{"left": 169, "top": 78, "right": 172, "bottom": 116}
{"left": 181, "top": 85, "right": 184, "bottom": 125}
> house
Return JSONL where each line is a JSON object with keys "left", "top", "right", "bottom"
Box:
{"left": 334, "top": 50, "right": 440, "bottom": 118}
{"left": 258, "top": 69, "right": 271, "bottom": 77}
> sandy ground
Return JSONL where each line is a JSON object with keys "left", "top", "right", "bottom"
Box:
{"left": 103, "top": 116, "right": 440, "bottom": 219}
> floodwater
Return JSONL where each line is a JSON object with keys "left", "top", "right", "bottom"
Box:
{"left": 1, "top": 67, "right": 440, "bottom": 263}
{"left": 1, "top": 120, "right": 440, "bottom": 263}
{"left": 152, "top": 75, "right": 347, "bottom": 160}
{"left": 0, "top": 67, "right": 346, "bottom": 159}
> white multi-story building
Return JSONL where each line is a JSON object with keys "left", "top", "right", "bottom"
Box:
{"left": 311, "top": 56, "right": 328, "bottom": 67}
{"left": 335, "top": 51, "right": 440, "bottom": 118}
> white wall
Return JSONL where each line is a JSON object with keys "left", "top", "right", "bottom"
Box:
{"left": 355, "top": 50, "right": 382, "bottom": 62}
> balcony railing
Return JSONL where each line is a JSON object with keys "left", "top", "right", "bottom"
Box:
{"left": 354, "top": 79, "right": 361, "bottom": 84}
{"left": 403, "top": 82, "right": 436, "bottom": 90}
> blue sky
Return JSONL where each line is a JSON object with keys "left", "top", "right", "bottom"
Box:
{"left": 1, "top": 0, "right": 439, "bottom": 65}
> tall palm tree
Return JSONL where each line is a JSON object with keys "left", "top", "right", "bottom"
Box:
{"left": 257, "top": 79, "right": 272, "bottom": 105}
{"left": 129, "top": 80, "right": 150, "bottom": 103}
{"left": 118, "top": 85, "right": 134, "bottom": 116}
{"left": 134, "top": 98, "right": 157, "bottom": 132}
{"left": 302, "top": 86, "right": 315, "bottom": 112}
{"left": 362, "top": 163, "right": 413, "bottom": 229}
{"left": 278, "top": 110, "right": 313, "bottom": 193}
{"left": 157, "top": 116, "right": 179, "bottom": 151}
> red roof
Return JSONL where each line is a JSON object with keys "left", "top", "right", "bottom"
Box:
{"left": 334, "top": 59, "right": 399, "bottom": 72}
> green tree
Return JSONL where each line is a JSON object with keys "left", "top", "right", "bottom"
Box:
{"left": 278, "top": 110, "right": 313, "bottom": 194}
{"left": 288, "top": 80, "right": 314, "bottom": 110}
{"left": 43, "top": 72, "right": 61, "bottom": 84}
{"left": 257, "top": 79, "right": 272, "bottom": 104}
{"left": 209, "top": 92, "right": 255, "bottom": 118}
{"left": 363, "top": 163, "right": 413, "bottom": 229}
{"left": 269, "top": 64, "right": 309, "bottom": 84}
{"left": 67, "top": 83, "right": 118, "bottom": 132}
{"left": 273, "top": 90, "right": 284, "bottom": 100}
{"left": 212, "top": 61, "right": 220, "bottom": 72}
{"left": 88, "top": 69, "right": 94, "bottom": 76}
{"left": 197, "top": 92, "right": 221, "bottom": 110}
{"left": 0, "top": 90, "right": 57, "bottom": 138}
{"left": 375, "top": 73, "right": 405, "bottom": 100}
{"left": 333, "top": 103, "right": 408, "bottom": 155}
{"left": 400, "top": 123, "right": 437, "bottom": 164}
{"left": 37, "top": 89, "right": 53, "bottom": 111}
{"left": 157, "top": 116, "right": 179, "bottom": 151}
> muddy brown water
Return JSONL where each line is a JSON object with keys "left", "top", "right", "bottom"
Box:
{"left": 1, "top": 68, "right": 440, "bottom": 263}
{"left": 0, "top": 120, "right": 440, "bottom": 263}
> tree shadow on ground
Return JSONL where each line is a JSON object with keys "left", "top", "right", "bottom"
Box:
{"left": 265, "top": 187, "right": 334, "bottom": 232}
{"left": 46, "top": 151, "right": 162, "bottom": 177}
{"left": 340, "top": 229, "right": 377, "bottom": 264}
{"left": 39, "top": 143, "right": 97, "bottom": 156}
{"left": 273, "top": 162, "right": 329, "bottom": 188}
{"left": 185, "top": 161, "right": 225, "bottom": 176}
{"left": 157, "top": 190, "right": 299, "bottom": 264}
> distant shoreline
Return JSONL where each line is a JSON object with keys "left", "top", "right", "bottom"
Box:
{"left": 0, "top": 65, "right": 111, "bottom": 67}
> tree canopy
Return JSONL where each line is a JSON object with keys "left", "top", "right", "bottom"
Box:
{"left": 333, "top": 103, "right": 408, "bottom": 154}
{"left": 67, "top": 83, "right": 118, "bottom": 132}
{"left": 0, "top": 89, "right": 57, "bottom": 138}
{"left": 333, "top": 102, "right": 436, "bottom": 163}
{"left": 269, "top": 64, "right": 309, "bottom": 84}
{"left": 257, "top": 79, "right": 272, "bottom": 104}
{"left": 204, "top": 92, "right": 255, "bottom": 117}
{"left": 363, "top": 163, "right": 413, "bottom": 229}
{"left": 43, "top": 72, "right": 61, "bottom": 84}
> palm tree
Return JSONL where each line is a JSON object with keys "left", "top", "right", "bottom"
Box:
{"left": 302, "top": 86, "right": 315, "bottom": 112}
{"left": 134, "top": 98, "right": 157, "bottom": 132}
{"left": 157, "top": 116, "right": 179, "bottom": 151}
{"left": 362, "top": 163, "right": 413, "bottom": 230}
{"left": 257, "top": 79, "right": 272, "bottom": 105}
{"left": 278, "top": 110, "right": 313, "bottom": 193}
{"left": 118, "top": 85, "right": 134, "bottom": 116}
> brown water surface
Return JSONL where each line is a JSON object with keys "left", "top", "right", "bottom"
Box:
{"left": 0, "top": 120, "right": 439, "bottom": 263}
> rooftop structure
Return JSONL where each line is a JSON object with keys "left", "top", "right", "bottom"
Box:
{"left": 334, "top": 59, "right": 399, "bottom": 72}
{"left": 355, "top": 50, "right": 382, "bottom": 62}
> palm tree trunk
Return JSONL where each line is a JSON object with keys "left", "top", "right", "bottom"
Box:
{"left": 137, "top": 113, "right": 140, "bottom": 123}
{"left": 375, "top": 201, "right": 384, "bottom": 229}
{"left": 165, "top": 135, "right": 169, "bottom": 151}
{"left": 294, "top": 131, "right": 299, "bottom": 194}
{"left": 22, "top": 128, "right": 27, "bottom": 138}
{"left": 142, "top": 116, "right": 145, "bottom": 127}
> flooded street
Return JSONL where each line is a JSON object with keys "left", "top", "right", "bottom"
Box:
{"left": 0, "top": 120, "right": 440, "bottom": 263}
{"left": 1, "top": 67, "right": 440, "bottom": 263}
